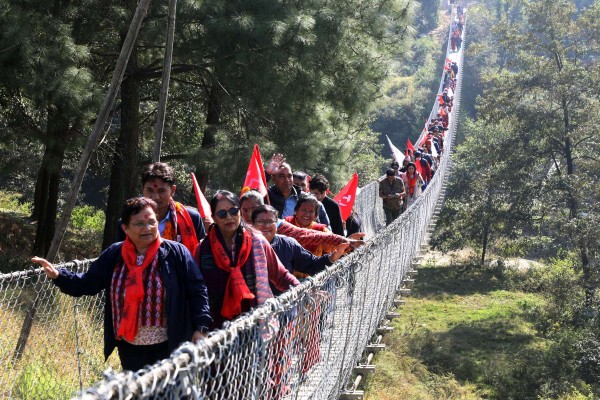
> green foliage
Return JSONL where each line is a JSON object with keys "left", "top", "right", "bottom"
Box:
{"left": 0, "top": 192, "right": 32, "bottom": 215}
{"left": 432, "top": 117, "right": 539, "bottom": 263}
{"left": 70, "top": 205, "right": 105, "bottom": 232}
{"left": 371, "top": 31, "right": 442, "bottom": 161}
{"left": 163, "top": 0, "right": 420, "bottom": 190}
{"left": 365, "top": 255, "right": 600, "bottom": 399}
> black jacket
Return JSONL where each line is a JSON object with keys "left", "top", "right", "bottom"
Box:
{"left": 268, "top": 185, "right": 301, "bottom": 217}
{"left": 322, "top": 196, "right": 344, "bottom": 236}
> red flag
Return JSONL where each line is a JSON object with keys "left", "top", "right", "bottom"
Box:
{"left": 242, "top": 144, "right": 269, "bottom": 200}
{"left": 334, "top": 173, "right": 359, "bottom": 222}
{"left": 414, "top": 159, "right": 423, "bottom": 176}
{"left": 252, "top": 144, "right": 268, "bottom": 193}
{"left": 406, "top": 139, "right": 415, "bottom": 153}
{"left": 190, "top": 173, "right": 212, "bottom": 218}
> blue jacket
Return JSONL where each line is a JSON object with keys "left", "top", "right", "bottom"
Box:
{"left": 53, "top": 240, "right": 212, "bottom": 360}
{"left": 270, "top": 234, "right": 331, "bottom": 294}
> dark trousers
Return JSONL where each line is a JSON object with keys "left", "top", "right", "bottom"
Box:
{"left": 117, "top": 340, "right": 170, "bottom": 371}
{"left": 383, "top": 207, "right": 401, "bottom": 226}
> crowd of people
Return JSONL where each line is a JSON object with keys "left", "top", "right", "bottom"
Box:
{"left": 30, "top": 6, "right": 463, "bottom": 379}
{"left": 378, "top": 35, "right": 461, "bottom": 225}
{"left": 32, "top": 159, "right": 364, "bottom": 371}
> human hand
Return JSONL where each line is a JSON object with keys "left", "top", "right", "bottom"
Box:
{"left": 31, "top": 256, "right": 59, "bottom": 279}
{"left": 266, "top": 153, "right": 285, "bottom": 175}
{"left": 328, "top": 242, "right": 350, "bottom": 262}
{"left": 202, "top": 216, "right": 213, "bottom": 232}
{"left": 348, "top": 232, "right": 366, "bottom": 241}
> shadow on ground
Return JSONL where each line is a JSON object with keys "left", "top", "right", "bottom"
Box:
{"left": 413, "top": 263, "right": 507, "bottom": 298}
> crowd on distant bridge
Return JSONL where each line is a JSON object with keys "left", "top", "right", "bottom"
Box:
{"left": 379, "top": 55, "right": 459, "bottom": 226}
{"left": 29, "top": 6, "right": 464, "bottom": 389}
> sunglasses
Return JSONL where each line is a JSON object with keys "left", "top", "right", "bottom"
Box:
{"left": 215, "top": 207, "right": 240, "bottom": 219}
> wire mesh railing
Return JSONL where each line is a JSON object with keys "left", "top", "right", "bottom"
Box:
{"left": 0, "top": 7, "right": 466, "bottom": 400}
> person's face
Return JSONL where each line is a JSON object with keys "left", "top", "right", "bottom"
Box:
{"left": 408, "top": 165, "right": 416, "bottom": 174}
{"left": 386, "top": 174, "right": 395, "bottom": 183}
{"left": 122, "top": 206, "right": 159, "bottom": 250}
{"left": 310, "top": 189, "right": 326, "bottom": 202}
{"left": 142, "top": 178, "right": 175, "bottom": 219}
{"left": 293, "top": 177, "right": 309, "bottom": 193}
{"left": 295, "top": 201, "right": 317, "bottom": 228}
{"left": 273, "top": 166, "right": 293, "bottom": 195}
{"left": 241, "top": 198, "right": 260, "bottom": 224}
{"left": 214, "top": 199, "right": 241, "bottom": 238}
{"left": 253, "top": 211, "right": 278, "bottom": 242}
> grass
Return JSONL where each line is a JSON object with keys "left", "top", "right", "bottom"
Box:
{"left": 364, "top": 254, "right": 548, "bottom": 399}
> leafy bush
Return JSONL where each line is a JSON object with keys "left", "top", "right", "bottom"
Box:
{"left": 0, "top": 191, "right": 32, "bottom": 215}
{"left": 70, "top": 205, "right": 105, "bottom": 232}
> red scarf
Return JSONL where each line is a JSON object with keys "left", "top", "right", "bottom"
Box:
{"left": 163, "top": 199, "right": 198, "bottom": 254}
{"left": 117, "top": 235, "right": 162, "bottom": 342}
{"left": 208, "top": 227, "right": 254, "bottom": 320}
{"left": 407, "top": 174, "right": 417, "bottom": 195}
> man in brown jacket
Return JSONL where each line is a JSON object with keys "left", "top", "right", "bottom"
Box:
{"left": 379, "top": 168, "right": 406, "bottom": 226}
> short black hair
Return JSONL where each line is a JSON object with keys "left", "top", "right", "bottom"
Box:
{"left": 293, "top": 171, "right": 308, "bottom": 180}
{"left": 240, "top": 190, "right": 264, "bottom": 207}
{"left": 141, "top": 162, "right": 176, "bottom": 185}
{"left": 308, "top": 173, "right": 329, "bottom": 192}
{"left": 294, "top": 192, "right": 320, "bottom": 214}
{"left": 121, "top": 197, "right": 158, "bottom": 225}
{"left": 209, "top": 190, "right": 240, "bottom": 214}
{"left": 386, "top": 168, "right": 395, "bottom": 176}
{"left": 251, "top": 204, "right": 279, "bottom": 223}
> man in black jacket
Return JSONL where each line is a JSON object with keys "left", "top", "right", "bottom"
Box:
{"left": 309, "top": 174, "right": 344, "bottom": 236}
{"left": 265, "top": 157, "right": 330, "bottom": 226}
{"left": 266, "top": 162, "right": 302, "bottom": 218}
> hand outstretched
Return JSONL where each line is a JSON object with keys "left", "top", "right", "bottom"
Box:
{"left": 31, "top": 257, "right": 59, "bottom": 279}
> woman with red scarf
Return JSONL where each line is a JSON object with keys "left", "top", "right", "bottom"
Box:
{"left": 403, "top": 162, "right": 424, "bottom": 208}
{"left": 194, "top": 190, "right": 299, "bottom": 329}
{"left": 32, "top": 197, "right": 212, "bottom": 371}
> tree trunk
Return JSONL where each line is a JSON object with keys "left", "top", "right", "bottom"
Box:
{"left": 560, "top": 96, "right": 594, "bottom": 307}
{"left": 31, "top": 118, "right": 68, "bottom": 257}
{"left": 152, "top": 0, "right": 177, "bottom": 162}
{"left": 196, "top": 84, "right": 221, "bottom": 191}
{"left": 102, "top": 11, "right": 141, "bottom": 249}
{"left": 481, "top": 223, "right": 489, "bottom": 266}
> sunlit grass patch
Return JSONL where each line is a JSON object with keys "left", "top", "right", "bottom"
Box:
{"left": 364, "top": 258, "right": 548, "bottom": 399}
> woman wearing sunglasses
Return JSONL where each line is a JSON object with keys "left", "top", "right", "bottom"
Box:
{"left": 194, "top": 190, "right": 299, "bottom": 329}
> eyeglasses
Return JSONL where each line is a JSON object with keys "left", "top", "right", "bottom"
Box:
{"left": 131, "top": 220, "right": 158, "bottom": 229}
{"left": 254, "top": 219, "right": 277, "bottom": 226}
{"left": 215, "top": 207, "right": 240, "bottom": 219}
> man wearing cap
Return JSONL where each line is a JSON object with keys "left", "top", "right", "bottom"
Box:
{"left": 379, "top": 168, "right": 406, "bottom": 226}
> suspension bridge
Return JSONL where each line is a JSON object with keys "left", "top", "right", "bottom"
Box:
{"left": 0, "top": 6, "right": 465, "bottom": 400}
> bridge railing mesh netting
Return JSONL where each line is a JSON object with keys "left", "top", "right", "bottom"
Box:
{"left": 0, "top": 9, "right": 465, "bottom": 400}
